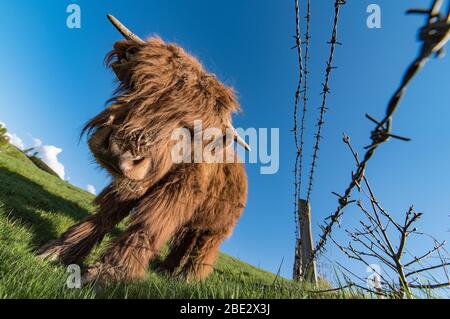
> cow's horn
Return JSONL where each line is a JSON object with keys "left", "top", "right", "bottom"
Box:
{"left": 107, "top": 14, "right": 145, "bottom": 44}
{"left": 227, "top": 121, "right": 251, "bottom": 152}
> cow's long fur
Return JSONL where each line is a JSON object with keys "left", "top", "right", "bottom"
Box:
{"left": 37, "top": 37, "right": 248, "bottom": 284}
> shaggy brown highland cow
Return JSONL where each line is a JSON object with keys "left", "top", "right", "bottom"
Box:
{"left": 37, "top": 15, "right": 249, "bottom": 284}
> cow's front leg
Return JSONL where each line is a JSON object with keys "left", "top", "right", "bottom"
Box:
{"left": 37, "top": 185, "right": 135, "bottom": 265}
{"left": 82, "top": 179, "right": 200, "bottom": 285}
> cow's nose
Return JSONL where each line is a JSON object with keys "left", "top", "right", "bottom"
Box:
{"left": 118, "top": 151, "right": 144, "bottom": 173}
{"left": 118, "top": 151, "right": 134, "bottom": 173}
{"left": 117, "top": 151, "right": 151, "bottom": 181}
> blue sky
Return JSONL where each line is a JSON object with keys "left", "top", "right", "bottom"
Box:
{"left": 0, "top": 0, "right": 449, "bottom": 282}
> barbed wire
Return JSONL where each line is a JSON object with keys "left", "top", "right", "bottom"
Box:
{"left": 305, "top": 0, "right": 346, "bottom": 202}
{"left": 306, "top": 0, "right": 450, "bottom": 269}
{"left": 298, "top": 0, "right": 312, "bottom": 205}
{"left": 292, "top": 0, "right": 305, "bottom": 240}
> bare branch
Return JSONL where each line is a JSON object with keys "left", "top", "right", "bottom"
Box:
{"left": 405, "top": 241, "right": 446, "bottom": 267}
{"left": 406, "top": 262, "right": 450, "bottom": 277}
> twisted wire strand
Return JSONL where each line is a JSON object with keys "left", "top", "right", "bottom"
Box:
{"left": 293, "top": 0, "right": 305, "bottom": 240}
{"left": 306, "top": 0, "right": 346, "bottom": 202}
{"left": 298, "top": 0, "right": 312, "bottom": 203}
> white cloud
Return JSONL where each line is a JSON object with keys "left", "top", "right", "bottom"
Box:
{"left": 31, "top": 137, "right": 66, "bottom": 180}
{"left": 1, "top": 122, "right": 66, "bottom": 180}
{"left": 0, "top": 121, "right": 24, "bottom": 150}
{"left": 86, "top": 184, "right": 96, "bottom": 195}
{"left": 6, "top": 132, "right": 25, "bottom": 150}
{"left": 32, "top": 137, "right": 42, "bottom": 148}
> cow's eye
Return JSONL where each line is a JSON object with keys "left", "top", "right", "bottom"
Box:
{"left": 126, "top": 47, "right": 138, "bottom": 60}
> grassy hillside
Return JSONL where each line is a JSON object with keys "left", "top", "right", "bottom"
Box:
{"left": 28, "top": 155, "right": 61, "bottom": 178}
{"left": 0, "top": 143, "right": 339, "bottom": 299}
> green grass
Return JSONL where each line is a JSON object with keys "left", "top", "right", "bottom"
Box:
{"left": 0, "top": 143, "right": 341, "bottom": 299}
